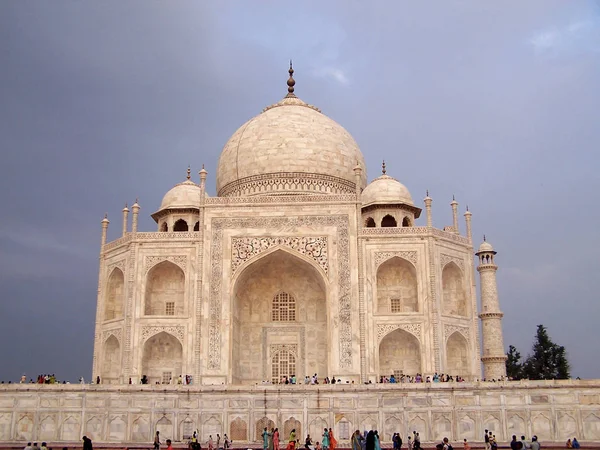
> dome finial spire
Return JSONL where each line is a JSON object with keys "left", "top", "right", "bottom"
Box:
{"left": 286, "top": 60, "right": 296, "bottom": 98}
{"left": 483, "top": 234, "right": 487, "bottom": 242}
{"left": 186, "top": 166, "right": 191, "bottom": 180}
{"left": 381, "top": 160, "right": 386, "bottom": 175}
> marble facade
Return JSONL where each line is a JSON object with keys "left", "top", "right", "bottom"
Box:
{"left": 1, "top": 382, "right": 599, "bottom": 444}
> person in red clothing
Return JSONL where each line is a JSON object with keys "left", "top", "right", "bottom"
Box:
{"left": 167, "top": 440, "right": 173, "bottom": 450}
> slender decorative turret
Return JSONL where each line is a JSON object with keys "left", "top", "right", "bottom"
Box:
{"left": 131, "top": 199, "right": 140, "bottom": 234}
{"left": 121, "top": 203, "right": 129, "bottom": 236}
{"left": 199, "top": 165, "right": 208, "bottom": 206}
{"left": 424, "top": 191, "right": 433, "bottom": 228}
{"left": 353, "top": 161, "right": 363, "bottom": 197}
{"left": 451, "top": 195, "right": 459, "bottom": 233}
{"left": 464, "top": 206, "right": 472, "bottom": 242}
{"left": 476, "top": 237, "right": 507, "bottom": 380}
{"left": 100, "top": 214, "right": 109, "bottom": 248}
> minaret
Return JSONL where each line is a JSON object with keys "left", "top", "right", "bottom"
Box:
{"left": 451, "top": 195, "right": 459, "bottom": 233}
{"left": 100, "top": 214, "right": 109, "bottom": 248}
{"left": 476, "top": 237, "right": 507, "bottom": 380}
{"left": 464, "top": 206, "right": 472, "bottom": 242}
{"left": 131, "top": 199, "right": 140, "bottom": 233}
{"left": 199, "top": 165, "right": 208, "bottom": 199}
{"left": 121, "top": 203, "right": 129, "bottom": 236}
{"left": 424, "top": 191, "right": 433, "bottom": 227}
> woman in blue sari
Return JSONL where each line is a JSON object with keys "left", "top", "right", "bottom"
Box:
{"left": 352, "top": 431, "right": 362, "bottom": 450}
{"left": 374, "top": 431, "right": 381, "bottom": 450}
{"left": 322, "top": 428, "right": 330, "bottom": 450}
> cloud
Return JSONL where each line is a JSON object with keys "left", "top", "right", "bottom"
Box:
{"left": 529, "top": 18, "right": 600, "bottom": 55}
{"left": 311, "top": 67, "right": 350, "bottom": 85}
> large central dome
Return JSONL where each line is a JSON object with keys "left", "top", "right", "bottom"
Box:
{"left": 216, "top": 65, "right": 367, "bottom": 197}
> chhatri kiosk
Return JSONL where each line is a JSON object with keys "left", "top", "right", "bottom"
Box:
{"left": 0, "top": 66, "right": 597, "bottom": 445}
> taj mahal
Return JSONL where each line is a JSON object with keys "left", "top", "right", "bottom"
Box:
{"left": 1, "top": 65, "right": 599, "bottom": 445}
{"left": 93, "top": 64, "right": 506, "bottom": 387}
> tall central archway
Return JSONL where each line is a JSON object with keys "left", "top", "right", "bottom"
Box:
{"left": 231, "top": 249, "right": 328, "bottom": 384}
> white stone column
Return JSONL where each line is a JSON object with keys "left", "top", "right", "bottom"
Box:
{"left": 464, "top": 207, "right": 472, "bottom": 243}
{"left": 122, "top": 203, "right": 129, "bottom": 236}
{"left": 131, "top": 199, "right": 140, "bottom": 233}
{"left": 476, "top": 239, "right": 507, "bottom": 380}
{"left": 451, "top": 196, "right": 459, "bottom": 233}
{"left": 424, "top": 192, "right": 433, "bottom": 228}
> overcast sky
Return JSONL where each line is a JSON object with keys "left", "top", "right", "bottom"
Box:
{"left": 0, "top": 1, "right": 598, "bottom": 382}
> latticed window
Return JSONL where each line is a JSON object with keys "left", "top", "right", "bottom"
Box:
{"left": 165, "top": 302, "right": 175, "bottom": 316}
{"left": 390, "top": 298, "right": 402, "bottom": 313}
{"left": 271, "top": 351, "right": 296, "bottom": 383}
{"left": 338, "top": 421, "right": 350, "bottom": 440}
{"left": 272, "top": 292, "right": 296, "bottom": 321}
{"left": 162, "top": 371, "right": 172, "bottom": 384}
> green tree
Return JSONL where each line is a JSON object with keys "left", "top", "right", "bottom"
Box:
{"left": 522, "top": 324, "right": 570, "bottom": 380}
{"left": 505, "top": 345, "right": 523, "bottom": 379}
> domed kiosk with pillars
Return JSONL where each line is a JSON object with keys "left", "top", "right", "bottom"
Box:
{"left": 2, "top": 64, "right": 598, "bottom": 446}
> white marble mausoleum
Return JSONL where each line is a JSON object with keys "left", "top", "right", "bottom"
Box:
{"left": 93, "top": 64, "right": 507, "bottom": 387}
{"left": 1, "top": 66, "right": 598, "bottom": 446}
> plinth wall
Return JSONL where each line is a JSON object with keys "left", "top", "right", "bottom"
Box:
{"left": 1, "top": 380, "right": 599, "bottom": 445}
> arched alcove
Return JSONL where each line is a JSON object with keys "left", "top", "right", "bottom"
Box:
{"left": 446, "top": 332, "right": 469, "bottom": 376}
{"left": 442, "top": 263, "right": 467, "bottom": 316}
{"left": 402, "top": 217, "right": 411, "bottom": 227}
{"left": 104, "top": 268, "right": 125, "bottom": 321}
{"left": 379, "top": 328, "right": 421, "bottom": 377}
{"left": 365, "top": 217, "right": 376, "bottom": 228}
{"left": 160, "top": 222, "right": 168, "bottom": 232}
{"left": 173, "top": 219, "right": 188, "bottom": 232}
{"left": 232, "top": 249, "right": 327, "bottom": 384}
{"left": 377, "top": 257, "right": 418, "bottom": 313}
{"left": 381, "top": 214, "right": 397, "bottom": 227}
{"left": 101, "top": 335, "right": 121, "bottom": 384}
{"left": 141, "top": 332, "right": 182, "bottom": 384}
{"left": 145, "top": 261, "right": 185, "bottom": 316}
{"left": 193, "top": 221, "right": 199, "bottom": 231}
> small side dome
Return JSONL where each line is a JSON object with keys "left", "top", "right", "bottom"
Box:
{"left": 159, "top": 180, "right": 201, "bottom": 210}
{"left": 362, "top": 174, "right": 414, "bottom": 208}
{"left": 477, "top": 240, "right": 495, "bottom": 253}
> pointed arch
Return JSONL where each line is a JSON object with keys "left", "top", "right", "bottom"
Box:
{"left": 160, "top": 222, "right": 168, "bottom": 232}
{"left": 379, "top": 328, "right": 421, "bottom": 377}
{"left": 173, "top": 219, "right": 188, "bottom": 232}
{"left": 256, "top": 417, "right": 275, "bottom": 441}
{"left": 141, "top": 331, "right": 182, "bottom": 385}
{"left": 446, "top": 332, "right": 469, "bottom": 376}
{"left": 381, "top": 214, "right": 397, "bottom": 227}
{"left": 104, "top": 267, "right": 125, "bottom": 320}
{"left": 145, "top": 261, "right": 185, "bottom": 316}
{"left": 230, "top": 417, "right": 248, "bottom": 441}
{"left": 232, "top": 248, "right": 327, "bottom": 385}
{"left": 365, "top": 217, "right": 376, "bottom": 228}
{"left": 271, "top": 291, "right": 297, "bottom": 322}
{"left": 442, "top": 262, "right": 467, "bottom": 316}
{"left": 402, "top": 217, "right": 412, "bottom": 227}
{"left": 377, "top": 256, "right": 418, "bottom": 313}
{"left": 193, "top": 221, "right": 200, "bottom": 231}
{"left": 101, "top": 335, "right": 121, "bottom": 384}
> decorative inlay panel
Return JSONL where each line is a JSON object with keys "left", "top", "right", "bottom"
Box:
{"left": 102, "top": 328, "right": 122, "bottom": 344}
{"left": 443, "top": 324, "right": 471, "bottom": 344}
{"left": 377, "top": 323, "right": 422, "bottom": 343}
{"left": 141, "top": 326, "right": 185, "bottom": 344}
{"left": 440, "top": 254, "right": 465, "bottom": 272}
{"left": 231, "top": 236, "right": 328, "bottom": 275}
{"left": 210, "top": 215, "right": 351, "bottom": 370}
{"left": 270, "top": 344, "right": 299, "bottom": 357}
{"left": 205, "top": 194, "right": 357, "bottom": 205}
{"left": 218, "top": 172, "right": 356, "bottom": 197}
{"left": 374, "top": 251, "right": 417, "bottom": 267}
{"left": 144, "top": 255, "right": 188, "bottom": 273}
{"left": 107, "top": 259, "right": 126, "bottom": 275}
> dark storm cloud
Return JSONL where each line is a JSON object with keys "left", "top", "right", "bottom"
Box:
{"left": 0, "top": 1, "right": 598, "bottom": 381}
